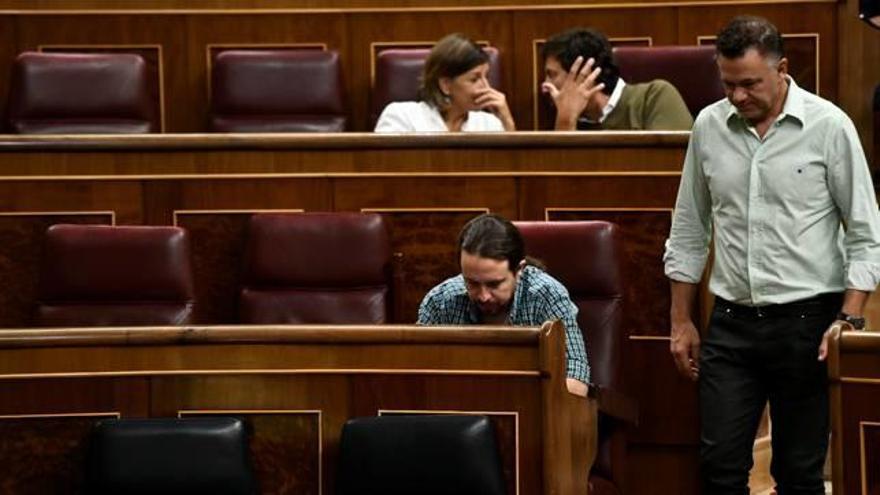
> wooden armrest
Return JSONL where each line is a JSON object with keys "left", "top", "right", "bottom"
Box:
{"left": 590, "top": 384, "right": 638, "bottom": 424}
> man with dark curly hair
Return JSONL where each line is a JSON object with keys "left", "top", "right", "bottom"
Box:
{"left": 541, "top": 28, "right": 693, "bottom": 131}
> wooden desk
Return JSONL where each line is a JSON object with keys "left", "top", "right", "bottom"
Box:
{"left": 0, "top": 321, "right": 595, "bottom": 495}
{"left": 829, "top": 329, "right": 880, "bottom": 495}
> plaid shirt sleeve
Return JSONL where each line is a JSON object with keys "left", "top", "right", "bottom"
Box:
{"left": 517, "top": 267, "right": 589, "bottom": 383}
{"left": 417, "top": 275, "right": 469, "bottom": 325}
{"left": 540, "top": 294, "right": 590, "bottom": 383}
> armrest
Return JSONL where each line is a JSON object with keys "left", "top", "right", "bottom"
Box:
{"left": 590, "top": 384, "right": 638, "bottom": 424}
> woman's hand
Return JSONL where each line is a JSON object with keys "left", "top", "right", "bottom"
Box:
{"left": 474, "top": 87, "right": 516, "bottom": 131}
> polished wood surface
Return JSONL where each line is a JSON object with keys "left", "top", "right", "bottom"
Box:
{"left": 828, "top": 330, "right": 880, "bottom": 495}
{"left": 0, "top": 0, "right": 839, "bottom": 11}
{"left": 0, "top": 322, "right": 594, "bottom": 495}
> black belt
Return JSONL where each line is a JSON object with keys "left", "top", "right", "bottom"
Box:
{"left": 714, "top": 293, "right": 842, "bottom": 319}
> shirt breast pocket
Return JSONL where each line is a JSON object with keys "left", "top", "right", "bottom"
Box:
{"left": 789, "top": 161, "right": 829, "bottom": 208}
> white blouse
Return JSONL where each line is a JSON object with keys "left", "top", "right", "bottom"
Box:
{"left": 374, "top": 101, "right": 505, "bottom": 133}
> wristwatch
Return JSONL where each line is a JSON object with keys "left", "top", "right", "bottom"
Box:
{"left": 836, "top": 312, "right": 867, "bottom": 330}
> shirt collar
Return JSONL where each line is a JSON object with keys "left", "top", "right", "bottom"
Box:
{"left": 726, "top": 75, "right": 805, "bottom": 127}
{"left": 580, "top": 78, "right": 626, "bottom": 124}
{"left": 598, "top": 78, "right": 626, "bottom": 124}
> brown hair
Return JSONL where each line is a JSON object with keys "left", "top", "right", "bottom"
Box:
{"left": 419, "top": 33, "right": 489, "bottom": 109}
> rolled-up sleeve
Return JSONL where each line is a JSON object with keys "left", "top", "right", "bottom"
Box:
{"left": 664, "top": 124, "right": 713, "bottom": 283}
{"left": 826, "top": 116, "right": 880, "bottom": 291}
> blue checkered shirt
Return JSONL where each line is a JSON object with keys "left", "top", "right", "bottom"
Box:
{"left": 417, "top": 265, "right": 590, "bottom": 382}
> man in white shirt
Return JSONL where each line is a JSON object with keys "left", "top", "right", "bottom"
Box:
{"left": 664, "top": 15, "right": 880, "bottom": 494}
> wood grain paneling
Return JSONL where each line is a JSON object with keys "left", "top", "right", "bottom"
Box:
{"left": 0, "top": 0, "right": 839, "bottom": 8}
{"left": 838, "top": 0, "right": 880, "bottom": 167}
{"left": 862, "top": 422, "right": 880, "bottom": 495}
{"left": 828, "top": 332, "right": 880, "bottom": 495}
{"left": 626, "top": 444, "right": 701, "bottom": 495}
{"left": 364, "top": 209, "right": 488, "bottom": 322}
{"left": 175, "top": 212, "right": 251, "bottom": 324}
{"left": 0, "top": 415, "right": 115, "bottom": 493}
{"left": 627, "top": 338, "right": 700, "bottom": 445}
{"left": 680, "top": 4, "right": 836, "bottom": 100}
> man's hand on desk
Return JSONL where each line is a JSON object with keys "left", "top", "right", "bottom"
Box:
{"left": 566, "top": 377, "right": 589, "bottom": 397}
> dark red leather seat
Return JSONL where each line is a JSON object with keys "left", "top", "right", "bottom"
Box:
{"left": 35, "top": 225, "right": 195, "bottom": 327}
{"left": 7, "top": 52, "right": 157, "bottom": 134}
{"left": 514, "top": 220, "right": 634, "bottom": 495}
{"left": 614, "top": 45, "right": 724, "bottom": 118}
{"left": 210, "top": 49, "right": 347, "bottom": 132}
{"left": 370, "top": 46, "right": 502, "bottom": 126}
{"left": 240, "top": 213, "right": 392, "bottom": 324}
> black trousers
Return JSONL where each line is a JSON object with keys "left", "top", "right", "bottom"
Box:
{"left": 699, "top": 293, "right": 841, "bottom": 495}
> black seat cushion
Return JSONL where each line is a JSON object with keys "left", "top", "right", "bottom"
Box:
{"left": 86, "top": 417, "right": 257, "bottom": 495}
{"left": 337, "top": 415, "right": 506, "bottom": 495}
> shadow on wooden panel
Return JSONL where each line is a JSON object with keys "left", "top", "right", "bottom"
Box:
{"left": 863, "top": 422, "right": 880, "bottom": 495}
{"left": 174, "top": 212, "right": 250, "bottom": 324}
{"left": 365, "top": 209, "right": 487, "bottom": 323}
{"left": 0, "top": 414, "right": 118, "bottom": 494}
{"left": 0, "top": 213, "right": 114, "bottom": 328}
{"left": 175, "top": 210, "right": 302, "bottom": 324}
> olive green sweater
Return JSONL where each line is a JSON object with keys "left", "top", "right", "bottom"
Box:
{"left": 580, "top": 79, "right": 694, "bottom": 131}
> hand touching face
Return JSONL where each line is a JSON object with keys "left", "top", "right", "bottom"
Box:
{"left": 439, "top": 63, "right": 516, "bottom": 130}
{"left": 541, "top": 55, "right": 605, "bottom": 130}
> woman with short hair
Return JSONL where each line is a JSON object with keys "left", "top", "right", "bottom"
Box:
{"left": 374, "top": 33, "right": 515, "bottom": 132}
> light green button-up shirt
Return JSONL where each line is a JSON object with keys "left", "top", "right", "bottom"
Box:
{"left": 664, "top": 77, "right": 880, "bottom": 306}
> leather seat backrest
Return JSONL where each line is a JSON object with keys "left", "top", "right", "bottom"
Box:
{"left": 35, "top": 224, "right": 195, "bottom": 327}
{"left": 210, "top": 49, "right": 347, "bottom": 132}
{"left": 337, "top": 415, "right": 506, "bottom": 495}
{"left": 614, "top": 45, "right": 724, "bottom": 117}
{"left": 86, "top": 417, "right": 257, "bottom": 495}
{"left": 7, "top": 52, "right": 157, "bottom": 134}
{"left": 240, "top": 212, "right": 392, "bottom": 324}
